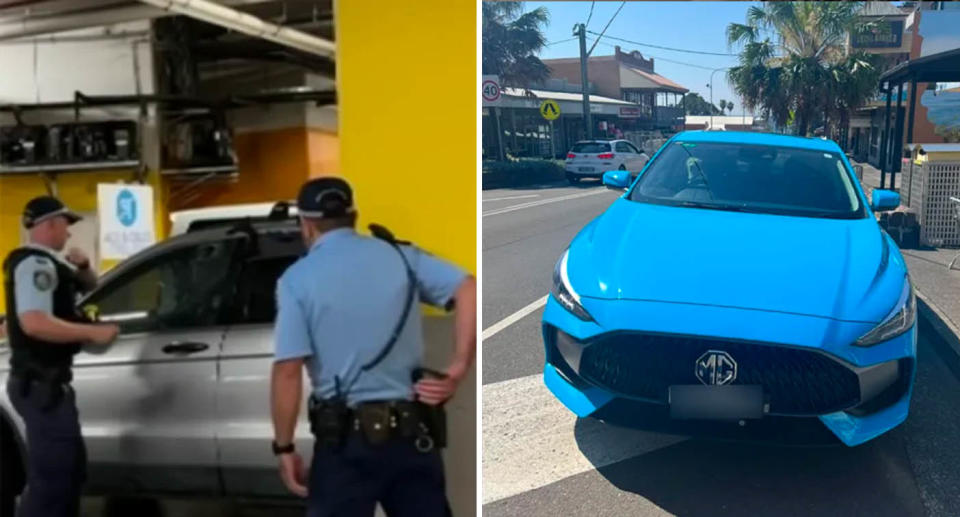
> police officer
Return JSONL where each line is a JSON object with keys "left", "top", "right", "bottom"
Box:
{"left": 270, "top": 177, "right": 476, "bottom": 517}
{"left": 3, "top": 196, "right": 119, "bottom": 517}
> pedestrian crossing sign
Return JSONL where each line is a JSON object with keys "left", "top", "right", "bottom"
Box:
{"left": 540, "top": 99, "right": 560, "bottom": 121}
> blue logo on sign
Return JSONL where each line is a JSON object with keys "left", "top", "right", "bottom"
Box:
{"left": 117, "top": 189, "right": 137, "bottom": 227}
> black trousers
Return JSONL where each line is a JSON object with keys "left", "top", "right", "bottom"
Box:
{"left": 6, "top": 377, "right": 86, "bottom": 517}
{"left": 307, "top": 435, "right": 451, "bottom": 517}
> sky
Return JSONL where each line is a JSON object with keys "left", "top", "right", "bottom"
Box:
{"left": 524, "top": 1, "right": 761, "bottom": 114}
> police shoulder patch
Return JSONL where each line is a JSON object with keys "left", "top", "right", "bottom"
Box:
{"left": 33, "top": 270, "right": 54, "bottom": 291}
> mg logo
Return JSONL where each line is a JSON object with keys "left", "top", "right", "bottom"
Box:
{"left": 696, "top": 350, "right": 737, "bottom": 386}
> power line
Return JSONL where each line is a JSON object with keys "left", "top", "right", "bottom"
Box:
{"left": 594, "top": 40, "right": 717, "bottom": 70}
{"left": 545, "top": 37, "right": 577, "bottom": 47}
{"left": 585, "top": 1, "right": 595, "bottom": 28}
{"left": 588, "top": 31, "right": 738, "bottom": 57}
{"left": 587, "top": 1, "right": 626, "bottom": 57}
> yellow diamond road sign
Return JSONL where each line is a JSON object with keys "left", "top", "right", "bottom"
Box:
{"left": 540, "top": 99, "right": 560, "bottom": 120}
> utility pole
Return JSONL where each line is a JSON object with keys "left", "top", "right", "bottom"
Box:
{"left": 576, "top": 23, "right": 593, "bottom": 139}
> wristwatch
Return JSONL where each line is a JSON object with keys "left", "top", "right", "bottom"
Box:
{"left": 272, "top": 441, "right": 295, "bottom": 456}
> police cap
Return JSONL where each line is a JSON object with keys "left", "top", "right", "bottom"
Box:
{"left": 23, "top": 196, "right": 82, "bottom": 229}
{"left": 297, "top": 177, "right": 355, "bottom": 219}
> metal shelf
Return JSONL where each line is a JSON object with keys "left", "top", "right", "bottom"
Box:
{"left": 0, "top": 160, "right": 141, "bottom": 174}
{"left": 160, "top": 165, "right": 238, "bottom": 176}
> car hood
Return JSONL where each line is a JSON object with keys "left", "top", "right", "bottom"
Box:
{"left": 567, "top": 198, "right": 906, "bottom": 323}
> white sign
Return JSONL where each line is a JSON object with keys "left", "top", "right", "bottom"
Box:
{"left": 98, "top": 184, "right": 155, "bottom": 260}
{"left": 482, "top": 74, "right": 502, "bottom": 106}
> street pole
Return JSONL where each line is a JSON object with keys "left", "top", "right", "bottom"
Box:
{"left": 708, "top": 68, "right": 723, "bottom": 130}
{"left": 892, "top": 81, "right": 904, "bottom": 190}
{"left": 550, "top": 119, "right": 555, "bottom": 159}
{"left": 880, "top": 83, "right": 892, "bottom": 189}
{"left": 576, "top": 23, "right": 593, "bottom": 139}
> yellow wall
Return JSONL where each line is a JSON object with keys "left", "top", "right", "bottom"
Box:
{"left": 0, "top": 170, "right": 167, "bottom": 312}
{"left": 337, "top": 0, "right": 476, "bottom": 274}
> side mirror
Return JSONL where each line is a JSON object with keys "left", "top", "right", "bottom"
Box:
{"left": 871, "top": 189, "right": 901, "bottom": 212}
{"left": 602, "top": 170, "right": 630, "bottom": 190}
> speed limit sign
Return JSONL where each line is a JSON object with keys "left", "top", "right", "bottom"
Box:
{"left": 482, "top": 75, "right": 501, "bottom": 105}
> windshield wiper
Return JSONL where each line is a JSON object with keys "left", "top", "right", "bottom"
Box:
{"left": 677, "top": 201, "right": 749, "bottom": 212}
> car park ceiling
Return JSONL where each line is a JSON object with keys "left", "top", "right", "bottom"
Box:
{"left": 0, "top": 0, "right": 336, "bottom": 82}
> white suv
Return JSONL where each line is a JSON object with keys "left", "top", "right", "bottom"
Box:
{"left": 564, "top": 139, "right": 649, "bottom": 184}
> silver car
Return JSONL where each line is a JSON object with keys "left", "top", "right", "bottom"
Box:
{"left": 1, "top": 217, "right": 313, "bottom": 507}
{"left": 564, "top": 139, "right": 649, "bottom": 184}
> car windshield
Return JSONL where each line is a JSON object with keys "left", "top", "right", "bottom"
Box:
{"left": 629, "top": 141, "right": 865, "bottom": 219}
{"left": 571, "top": 142, "right": 611, "bottom": 153}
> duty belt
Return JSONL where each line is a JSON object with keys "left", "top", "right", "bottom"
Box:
{"left": 308, "top": 398, "right": 445, "bottom": 453}
{"left": 10, "top": 369, "right": 71, "bottom": 412}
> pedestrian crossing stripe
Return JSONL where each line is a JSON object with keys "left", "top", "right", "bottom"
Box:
{"left": 540, "top": 99, "right": 560, "bottom": 120}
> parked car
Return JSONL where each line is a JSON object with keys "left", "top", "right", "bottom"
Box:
{"left": 564, "top": 140, "right": 649, "bottom": 184}
{"left": 543, "top": 131, "right": 916, "bottom": 447}
{"left": 1, "top": 214, "right": 312, "bottom": 510}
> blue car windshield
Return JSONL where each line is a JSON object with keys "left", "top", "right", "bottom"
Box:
{"left": 629, "top": 141, "right": 866, "bottom": 219}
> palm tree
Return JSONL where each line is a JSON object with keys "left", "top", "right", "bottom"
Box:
{"left": 482, "top": 3, "right": 551, "bottom": 87}
{"left": 726, "top": 2, "right": 874, "bottom": 136}
{"left": 828, "top": 52, "right": 882, "bottom": 143}
{"left": 726, "top": 101, "right": 735, "bottom": 115}
{"left": 719, "top": 99, "right": 728, "bottom": 114}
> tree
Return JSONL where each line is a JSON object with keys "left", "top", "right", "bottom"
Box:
{"left": 683, "top": 93, "right": 721, "bottom": 116}
{"left": 726, "top": 101, "right": 735, "bottom": 115}
{"left": 482, "top": 3, "right": 551, "bottom": 87}
{"left": 719, "top": 99, "right": 728, "bottom": 113}
{"left": 726, "top": 2, "right": 878, "bottom": 137}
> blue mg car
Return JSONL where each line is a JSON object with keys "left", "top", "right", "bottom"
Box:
{"left": 542, "top": 131, "right": 916, "bottom": 447}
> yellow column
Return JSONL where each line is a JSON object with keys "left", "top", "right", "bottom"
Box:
{"left": 336, "top": 0, "right": 476, "bottom": 273}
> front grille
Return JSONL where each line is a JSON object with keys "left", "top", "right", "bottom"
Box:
{"left": 577, "top": 333, "right": 861, "bottom": 415}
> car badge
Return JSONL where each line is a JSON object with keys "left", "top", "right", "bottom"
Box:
{"left": 696, "top": 350, "right": 737, "bottom": 386}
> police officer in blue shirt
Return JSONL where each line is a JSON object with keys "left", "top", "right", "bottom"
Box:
{"left": 270, "top": 177, "right": 476, "bottom": 517}
{"left": 3, "top": 196, "right": 119, "bottom": 517}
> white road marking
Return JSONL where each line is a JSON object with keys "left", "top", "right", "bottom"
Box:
{"left": 482, "top": 373, "right": 684, "bottom": 505}
{"left": 483, "top": 194, "right": 540, "bottom": 202}
{"left": 482, "top": 296, "right": 548, "bottom": 341}
{"left": 482, "top": 189, "right": 610, "bottom": 217}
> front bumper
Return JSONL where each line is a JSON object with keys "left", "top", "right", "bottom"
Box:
{"left": 542, "top": 296, "right": 917, "bottom": 447}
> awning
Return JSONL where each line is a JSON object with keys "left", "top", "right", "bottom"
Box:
{"left": 879, "top": 47, "right": 960, "bottom": 84}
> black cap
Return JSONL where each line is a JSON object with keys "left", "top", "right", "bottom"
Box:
{"left": 297, "top": 177, "right": 355, "bottom": 219}
{"left": 22, "top": 196, "right": 82, "bottom": 229}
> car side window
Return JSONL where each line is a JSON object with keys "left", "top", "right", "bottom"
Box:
{"left": 231, "top": 254, "right": 300, "bottom": 324}
{"left": 626, "top": 142, "right": 642, "bottom": 154}
{"left": 87, "top": 239, "right": 239, "bottom": 334}
{"left": 615, "top": 142, "right": 634, "bottom": 154}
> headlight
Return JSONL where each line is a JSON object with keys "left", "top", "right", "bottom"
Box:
{"left": 855, "top": 277, "right": 916, "bottom": 347}
{"left": 552, "top": 249, "right": 593, "bottom": 321}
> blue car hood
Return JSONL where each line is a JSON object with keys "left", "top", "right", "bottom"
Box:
{"left": 568, "top": 198, "right": 905, "bottom": 324}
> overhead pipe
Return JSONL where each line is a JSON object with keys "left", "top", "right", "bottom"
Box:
{"left": 137, "top": 0, "right": 335, "bottom": 58}
{"left": 0, "top": 4, "right": 164, "bottom": 40}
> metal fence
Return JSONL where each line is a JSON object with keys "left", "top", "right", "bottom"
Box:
{"left": 903, "top": 161, "right": 960, "bottom": 247}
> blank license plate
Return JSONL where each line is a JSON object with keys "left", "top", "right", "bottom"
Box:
{"left": 578, "top": 167, "right": 594, "bottom": 172}
{"left": 669, "top": 385, "right": 764, "bottom": 420}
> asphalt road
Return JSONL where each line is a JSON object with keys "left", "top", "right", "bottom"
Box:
{"left": 482, "top": 181, "right": 960, "bottom": 517}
